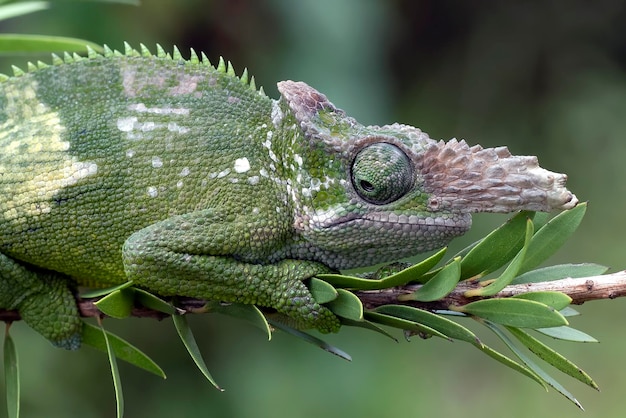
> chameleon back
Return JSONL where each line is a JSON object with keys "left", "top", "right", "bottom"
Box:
{"left": 0, "top": 52, "right": 284, "bottom": 286}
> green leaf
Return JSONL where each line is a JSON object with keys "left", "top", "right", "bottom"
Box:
{"left": 375, "top": 247, "right": 447, "bottom": 286}
{"left": 535, "top": 326, "right": 598, "bottom": 343}
{"left": 365, "top": 312, "right": 451, "bottom": 341}
{"left": 472, "top": 340, "right": 547, "bottom": 389}
{"left": 484, "top": 321, "right": 583, "bottom": 409}
{"left": 512, "top": 263, "right": 608, "bottom": 285}
{"left": 317, "top": 247, "right": 446, "bottom": 290}
{"left": 531, "top": 211, "right": 551, "bottom": 230}
{"left": 80, "top": 281, "right": 134, "bottom": 299}
{"left": 457, "top": 298, "right": 568, "bottom": 328}
{"left": 340, "top": 318, "right": 398, "bottom": 342}
{"left": 399, "top": 258, "right": 461, "bottom": 302}
{"left": 269, "top": 320, "right": 352, "bottom": 361}
{"left": 172, "top": 314, "right": 222, "bottom": 390}
{"left": 82, "top": 323, "right": 165, "bottom": 378}
{"left": 460, "top": 211, "right": 533, "bottom": 279}
{"left": 134, "top": 289, "right": 176, "bottom": 315}
{"left": 519, "top": 203, "right": 587, "bottom": 274}
{"left": 512, "top": 291, "right": 572, "bottom": 311}
{"left": 374, "top": 305, "right": 480, "bottom": 345}
{"left": 506, "top": 326, "right": 598, "bottom": 390}
{"left": 326, "top": 289, "right": 363, "bottom": 321}
{"left": 0, "top": 1, "right": 48, "bottom": 21}
{"left": 0, "top": 34, "right": 103, "bottom": 54}
{"left": 559, "top": 307, "right": 580, "bottom": 317}
{"left": 466, "top": 219, "right": 534, "bottom": 297}
{"left": 4, "top": 327, "right": 19, "bottom": 418}
{"left": 205, "top": 301, "right": 271, "bottom": 340}
{"left": 308, "top": 277, "right": 338, "bottom": 304}
{"left": 98, "top": 319, "right": 124, "bottom": 418}
{"left": 95, "top": 289, "right": 134, "bottom": 319}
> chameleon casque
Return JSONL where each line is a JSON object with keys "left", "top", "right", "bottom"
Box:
{"left": 0, "top": 44, "right": 577, "bottom": 349}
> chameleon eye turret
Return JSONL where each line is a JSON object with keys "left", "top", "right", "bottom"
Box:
{"left": 351, "top": 142, "right": 413, "bottom": 205}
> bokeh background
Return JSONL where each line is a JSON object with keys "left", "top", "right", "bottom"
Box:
{"left": 1, "top": 1, "right": 625, "bottom": 417}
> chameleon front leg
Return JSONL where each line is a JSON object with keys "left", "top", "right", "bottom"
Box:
{"left": 121, "top": 210, "right": 341, "bottom": 333}
{"left": 0, "top": 253, "right": 82, "bottom": 349}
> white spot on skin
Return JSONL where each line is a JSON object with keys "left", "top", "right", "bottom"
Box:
{"left": 152, "top": 156, "right": 163, "bottom": 168}
{"left": 234, "top": 157, "right": 251, "bottom": 173}
{"left": 128, "top": 103, "right": 190, "bottom": 115}
{"left": 294, "top": 154, "right": 303, "bottom": 167}
{"left": 117, "top": 117, "right": 190, "bottom": 137}
{"left": 167, "top": 122, "right": 190, "bottom": 134}
{"left": 217, "top": 169, "right": 231, "bottom": 178}
{"left": 259, "top": 168, "right": 269, "bottom": 178}
{"left": 147, "top": 186, "right": 158, "bottom": 197}
{"left": 248, "top": 176, "right": 260, "bottom": 185}
{"left": 252, "top": 207, "right": 260, "bottom": 215}
{"left": 180, "top": 167, "right": 190, "bottom": 176}
{"left": 117, "top": 117, "right": 137, "bottom": 132}
{"left": 126, "top": 149, "right": 135, "bottom": 158}
{"left": 271, "top": 100, "right": 284, "bottom": 127}
{"left": 176, "top": 181, "right": 184, "bottom": 188}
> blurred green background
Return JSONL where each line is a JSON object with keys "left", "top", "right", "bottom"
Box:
{"left": 1, "top": 1, "right": 626, "bottom": 417}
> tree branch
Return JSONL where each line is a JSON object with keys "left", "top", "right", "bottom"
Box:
{"left": 355, "top": 270, "right": 626, "bottom": 310}
{"left": 1, "top": 271, "right": 624, "bottom": 322}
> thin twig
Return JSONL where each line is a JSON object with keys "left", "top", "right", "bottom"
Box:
{"left": 0, "top": 271, "right": 624, "bottom": 322}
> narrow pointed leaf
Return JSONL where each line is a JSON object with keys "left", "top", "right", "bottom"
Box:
{"left": 172, "top": 315, "right": 222, "bottom": 390}
{"left": 512, "top": 292, "right": 571, "bottom": 311}
{"left": 377, "top": 247, "right": 447, "bottom": 286}
{"left": 535, "top": 326, "right": 597, "bottom": 343}
{"left": 205, "top": 301, "right": 271, "bottom": 340}
{"left": 340, "top": 318, "right": 398, "bottom": 342}
{"left": 473, "top": 341, "right": 547, "bottom": 389}
{"left": 316, "top": 273, "right": 387, "bottom": 290}
{"left": 460, "top": 211, "right": 533, "bottom": 279}
{"left": 374, "top": 305, "right": 480, "bottom": 344}
{"left": 484, "top": 321, "right": 583, "bottom": 409}
{"left": 0, "top": 34, "right": 103, "bottom": 53}
{"left": 4, "top": 328, "right": 19, "bottom": 418}
{"left": 317, "top": 248, "right": 446, "bottom": 290}
{"left": 134, "top": 289, "right": 176, "bottom": 315}
{"left": 512, "top": 263, "right": 608, "bottom": 285}
{"left": 326, "top": 289, "right": 363, "bottom": 321}
{"left": 0, "top": 2, "right": 48, "bottom": 21}
{"left": 519, "top": 203, "right": 587, "bottom": 274}
{"left": 531, "top": 212, "right": 551, "bottom": 230}
{"left": 308, "top": 278, "right": 338, "bottom": 304}
{"left": 457, "top": 298, "right": 568, "bottom": 328}
{"left": 507, "top": 326, "right": 598, "bottom": 390}
{"left": 466, "top": 219, "right": 533, "bottom": 297}
{"left": 365, "top": 312, "right": 451, "bottom": 341}
{"left": 401, "top": 258, "right": 461, "bottom": 302}
{"left": 269, "top": 320, "right": 351, "bottom": 361}
{"left": 99, "top": 319, "right": 124, "bottom": 418}
{"left": 82, "top": 323, "right": 166, "bottom": 378}
{"left": 95, "top": 289, "right": 134, "bottom": 319}
{"left": 559, "top": 307, "right": 580, "bottom": 317}
{"left": 80, "top": 281, "right": 134, "bottom": 299}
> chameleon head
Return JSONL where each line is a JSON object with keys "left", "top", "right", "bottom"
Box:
{"left": 277, "top": 81, "right": 578, "bottom": 269}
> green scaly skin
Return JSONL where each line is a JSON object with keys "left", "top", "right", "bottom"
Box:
{"left": 0, "top": 44, "right": 577, "bottom": 349}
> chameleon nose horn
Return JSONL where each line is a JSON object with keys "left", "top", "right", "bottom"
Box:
{"left": 417, "top": 138, "right": 578, "bottom": 213}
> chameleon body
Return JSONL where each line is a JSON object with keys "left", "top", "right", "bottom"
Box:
{"left": 0, "top": 44, "right": 577, "bottom": 349}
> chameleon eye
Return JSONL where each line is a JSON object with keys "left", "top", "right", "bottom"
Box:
{"left": 351, "top": 143, "right": 414, "bottom": 205}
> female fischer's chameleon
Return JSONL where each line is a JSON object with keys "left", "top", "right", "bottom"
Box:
{"left": 0, "top": 44, "right": 577, "bottom": 349}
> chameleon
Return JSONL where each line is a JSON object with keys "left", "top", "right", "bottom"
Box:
{"left": 0, "top": 43, "right": 577, "bottom": 350}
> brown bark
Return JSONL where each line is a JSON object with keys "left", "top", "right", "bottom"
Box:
{"left": 0, "top": 271, "right": 624, "bottom": 322}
